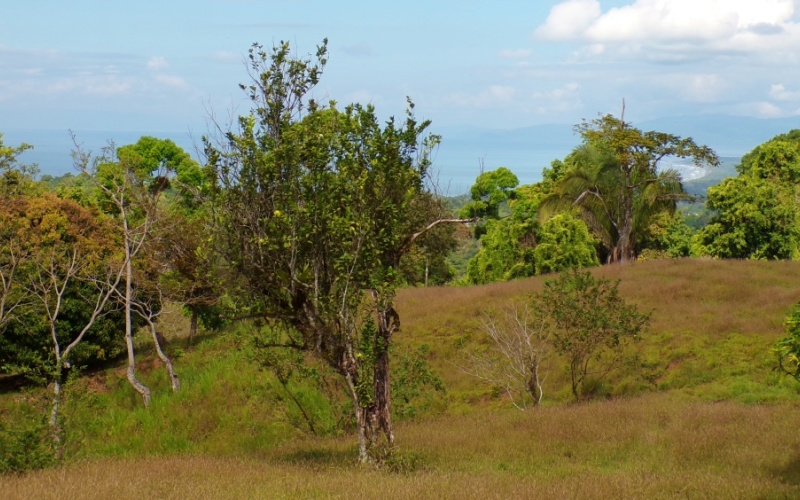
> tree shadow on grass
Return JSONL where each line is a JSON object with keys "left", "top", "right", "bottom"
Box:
{"left": 276, "top": 446, "right": 358, "bottom": 468}
{"left": 772, "top": 453, "right": 800, "bottom": 486}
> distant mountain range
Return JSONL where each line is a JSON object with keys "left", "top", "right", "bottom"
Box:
{"left": 4, "top": 114, "right": 797, "bottom": 195}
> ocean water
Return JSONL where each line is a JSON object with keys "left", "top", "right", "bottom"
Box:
{"left": 5, "top": 128, "right": 731, "bottom": 196}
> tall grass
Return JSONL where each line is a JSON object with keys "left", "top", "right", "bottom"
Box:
{"left": 396, "top": 259, "right": 800, "bottom": 405}
{"left": 2, "top": 259, "right": 800, "bottom": 497}
{"left": 2, "top": 394, "right": 799, "bottom": 498}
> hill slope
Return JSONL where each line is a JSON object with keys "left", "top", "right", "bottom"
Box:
{"left": 3, "top": 259, "right": 800, "bottom": 497}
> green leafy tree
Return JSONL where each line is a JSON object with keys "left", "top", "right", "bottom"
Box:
{"left": 72, "top": 135, "right": 190, "bottom": 405}
{"left": 533, "top": 213, "right": 599, "bottom": 275}
{"left": 541, "top": 114, "right": 718, "bottom": 263}
{"left": 205, "top": 40, "right": 459, "bottom": 463}
{"left": 0, "top": 194, "right": 125, "bottom": 454}
{"left": 543, "top": 270, "right": 650, "bottom": 401}
{"left": 694, "top": 134, "right": 800, "bottom": 259}
{"left": 466, "top": 216, "right": 536, "bottom": 284}
{"left": 463, "top": 179, "right": 545, "bottom": 285}
{"left": 774, "top": 302, "right": 800, "bottom": 383}
{"left": 638, "top": 211, "right": 694, "bottom": 260}
{"left": 459, "top": 166, "right": 519, "bottom": 219}
{"left": 0, "top": 133, "right": 39, "bottom": 197}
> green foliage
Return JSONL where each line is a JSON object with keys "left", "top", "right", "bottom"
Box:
{"left": 638, "top": 211, "right": 695, "bottom": 259}
{"left": 694, "top": 132, "right": 800, "bottom": 260}
{"left": 0, "top": 194, "right": 127, "bottom": 381}
{"left": 0, "top": 400, "right": 55, "bottom": 474}
{"left": 391, "top": 344, "right": 446, "bottom": 418}
{"left": 459, "top": 167, "right": 519, "bottom": 219}
{"left": 540, "top": 115, "right": 718, "bottom": 262}
{"left": 463, "top": 181, "right": 546, "bottom": 285}
{"left": 206, "top": 39, "right": 446, "bottom": 462}
{"left": 774, "top": 303, "right": 800, "bottom": 382}
{"left": 466, "top": 217, "right": 535, "bottom": 284}
{"left": 533, "top": 213, "right": 599, "bottom": 275}
{"left": 693, "top": 177, "right": 799, "bottom": 259}
{"left": 539, "top": 270, "right": 650, "bottom": 400}
{"left": 0, "top": 133, "right": 39, "bottom": 197}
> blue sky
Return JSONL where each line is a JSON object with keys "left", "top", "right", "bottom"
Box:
{"left": 4, "top": 0, "right": 800, "bottom": 133}
{"left": 3, "top": 1, "right": 800, "bottom": 187}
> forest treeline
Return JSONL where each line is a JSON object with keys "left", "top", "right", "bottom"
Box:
{"left": 2, "top": 39, "right": 800, "bottom": 469}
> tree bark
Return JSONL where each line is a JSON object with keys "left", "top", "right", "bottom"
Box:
{"left": 124, "top": 243, "right": 151, "bottom": 407}
{"left": 188, "top": 307, "right": 198, "bottom": 347}
{"left": 526, "top": 358, "right": 543, "bottom": 407}
{"left": 149, "top": 320, "right": 180, "bottom": 392}
{"left": 49, "top": 375, "right": 63, "bottom": 459}
{"left": 343, "top": 358, "right": 370, "bottom": 464}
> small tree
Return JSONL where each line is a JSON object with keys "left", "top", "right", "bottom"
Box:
{"left": 467, "top": 301, "right": 553, "bottom": 409}
{"left": 544, "top": 270, "right": 649, "bottom": 400}
{"left": 774, "top": 303, "right": 800, "bottom": 383}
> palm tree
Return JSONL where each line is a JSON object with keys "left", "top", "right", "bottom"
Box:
{"left": 539, "top": 132, "right": 701, "bottom": 263}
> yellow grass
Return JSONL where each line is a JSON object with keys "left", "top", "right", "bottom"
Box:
{"left": 4, "top": 259, "right": 800, "bottom": 498}
{"left": 3, "top": 393, "right": 799, "bottom": 499}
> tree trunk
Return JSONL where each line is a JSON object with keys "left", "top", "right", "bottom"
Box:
{"left": 612, "top": 200, "right": 635, "bottom": 263}
{"left": 188, "top": 307, "right": 198, "bottom": 347}
{"left": 149, "top": 320, "right": 180, "bottom": 392}
{"left": 526, "top": 358, "right": 543, "bottom": 407}
{"left": 124, "top": 247, "right": 150, "bottom": 407}
{"left": 369, "top": 332, "right": 394, "bottom": 453}
{"left": 365, "top": 304, "right": 397, "bottom": 458}
{"left": 49, "top": 375, "right": 63, "bottom": 459}
{"left": 343, "top": 359, "right": 370, "bottom": 464}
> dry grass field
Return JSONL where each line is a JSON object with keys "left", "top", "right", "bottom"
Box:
{"left": 3, "top": 259, "right": 800, "bottom": 498}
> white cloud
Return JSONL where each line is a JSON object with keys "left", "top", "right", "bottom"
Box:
{"left": 147, "top": 56, "right": 169, "bottom": 70}
{"left": 533, "top": 82, "right": 581, "bottom": 101}
{"left": 535, "top": 0, "right": 601, "bottom": 40}
{"left": 342, "top": 43, "right": 374, "bottom": 57}
{"left": 754, "top": 101, "right": 784, "bottom": 117}
{"left": 47, "top": 75, "right": 134, "bottom": 96}
{"left": 769, "top": 83, "right": 800, "bottom": 101}
{"left": 536, "top": 0, "right": 800, "bottom": 54}
{"left": 446, "top": 85, "right": 517, "bottom": 108}
{"left": 154, "top": 74, "right": 188, "bottom": 90}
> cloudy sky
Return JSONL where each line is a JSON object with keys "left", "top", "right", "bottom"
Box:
{"left": 3, "top": 0, "right": 799, "bottom": 135}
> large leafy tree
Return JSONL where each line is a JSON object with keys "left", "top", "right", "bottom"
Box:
{"left": 0, "top": 194, "right": 124, "bottom": 452}
{"left": 541, "top": 114, "right": 718, "bottom": 263}
{"left": 205, "top": 40, "right": 457, "bottom": 463}
{"left": 693, "top": 133, "right": 800, "bottom": 259}
{"left": 0, "top": 133, "right": 39, "bottom": 197}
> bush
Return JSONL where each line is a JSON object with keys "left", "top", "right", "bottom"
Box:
{"left": 0, "top": 403, "right": 56, "bottom": 474}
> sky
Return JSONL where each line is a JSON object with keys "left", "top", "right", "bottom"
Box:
{"left": 3, "top": 1, "right": 800, "bottom": 185}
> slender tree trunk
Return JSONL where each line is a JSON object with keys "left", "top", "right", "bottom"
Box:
{"left": 343, "top": 363, "right": 370, "bottom": 464}
{"left": 124, "top": 247, "right": 150, "bottom": 407}
{"left": 49, "top": 374, "right": 63, "bottom": 459}
{"left": 149, "top": 320, "right": 180, "bottom": 392}
{"left": 526, "top": 358, "right": 542, "bottom": 407}
{"left": 188, "top": 307, "right": 198, "bottom": 347}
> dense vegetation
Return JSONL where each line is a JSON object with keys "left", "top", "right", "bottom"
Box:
{"left": 2, "top": 39, "right": 800, "bottom": 497}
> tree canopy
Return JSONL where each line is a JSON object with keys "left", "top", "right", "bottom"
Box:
{"left": 693, "top": 131, "right": 800, "bottom": 259}
{"left": 540, "top": 114, "right": 718, "bottom": 263}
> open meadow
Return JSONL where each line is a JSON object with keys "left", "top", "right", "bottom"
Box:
{"left": 2, "top": 259, "right": 800, "bottom": 498}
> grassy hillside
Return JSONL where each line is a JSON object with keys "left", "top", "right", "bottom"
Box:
{"left": 2, "top": 259, "right": 800, "bottom": 497}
